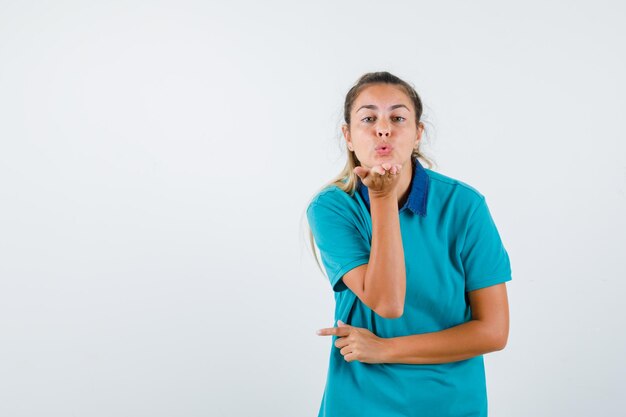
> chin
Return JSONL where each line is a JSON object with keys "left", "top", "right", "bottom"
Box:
{"left": 373, "top": 154, "right": 397, "bottom": 164}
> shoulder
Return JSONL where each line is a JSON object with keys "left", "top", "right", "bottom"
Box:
{"left": 306, "top": 184, "right": 366, "bottom": 228}
{"left": 425, "top": 168, "right": 486, "bottom": 211}
{"left": 307, "top": 185, "right": 357, "bottom": 212}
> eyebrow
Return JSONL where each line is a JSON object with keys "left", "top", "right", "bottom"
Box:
{"left": 356, "top": 104, "right": 410, "bottom": 112}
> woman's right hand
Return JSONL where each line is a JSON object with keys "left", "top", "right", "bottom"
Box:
{"left": 353, "top": 163, "right": 403, "bottom": 199}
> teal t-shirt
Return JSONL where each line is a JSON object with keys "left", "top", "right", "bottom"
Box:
{"left": 306, "top": 158, "right": 512, "bottom": 417}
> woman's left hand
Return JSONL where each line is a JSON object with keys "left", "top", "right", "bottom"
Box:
{"left": 316, "top": 320, "right": 389, "bottom": 364}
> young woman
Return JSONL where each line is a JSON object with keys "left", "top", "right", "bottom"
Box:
{"left": 306, "top": 71, "right": 512, "bottom": 417}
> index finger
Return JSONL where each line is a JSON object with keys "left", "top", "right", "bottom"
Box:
{"left": 372, "top": 165, "right": 386, "bottom": 176}
{"left": 316, "top": 326, "right": 351, "bottom": 336}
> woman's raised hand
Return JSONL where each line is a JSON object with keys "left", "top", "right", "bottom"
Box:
{"left": 353, "top": 163, "right": 402, "bottom": 199}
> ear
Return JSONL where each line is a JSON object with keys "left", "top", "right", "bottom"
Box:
{"left": 342, "top": 124, "right": 353, "bottom": 151}
{"left": 415, "top": 122, "right": 424, "bottom": 146}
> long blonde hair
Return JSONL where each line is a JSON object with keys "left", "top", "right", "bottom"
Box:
{"left": 306, "top": 71, "right": 436, "bottom": 274}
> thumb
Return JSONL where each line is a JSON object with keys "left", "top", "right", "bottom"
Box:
{"left": 337, "top": 320, "right": 346, "bottom": 326}
{"left": 353, "top": 166, "right": 369, "bottom": 180}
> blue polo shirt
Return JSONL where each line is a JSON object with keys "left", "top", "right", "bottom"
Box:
{"left": 306, "top": 157, "right": 512, "bottom": 417}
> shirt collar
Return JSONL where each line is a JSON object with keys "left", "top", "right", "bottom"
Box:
{"left": 357, "top": 157, "right": 430, "bottom": 216}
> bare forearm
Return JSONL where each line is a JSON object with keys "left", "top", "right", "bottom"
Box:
{"left": 383, "top": 320, "right": 503, "bottom": 364}
{"left": 365, "top": 195, "right": 406, "bottom": 316}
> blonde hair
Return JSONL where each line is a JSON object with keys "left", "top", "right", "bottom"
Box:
{"left": 306, "top": 71, "right": 436, "bottom": 273}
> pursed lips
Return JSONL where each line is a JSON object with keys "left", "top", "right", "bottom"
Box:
{"left": 375, "top": 144, "right": 393, "bottom": 153}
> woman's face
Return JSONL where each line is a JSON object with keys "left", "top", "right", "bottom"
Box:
{"left": 342, "top": 83, "right": 423, "bottom": 170}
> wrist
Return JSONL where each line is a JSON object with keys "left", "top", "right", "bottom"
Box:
{"left": 369, "top": 192, "right": 398, "bottom": 204}
{"left": 381, "top": 337, "right": 397, "bottom": 363}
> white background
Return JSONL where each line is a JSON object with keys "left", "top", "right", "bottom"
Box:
{"left": 1, "top": 1, "right": 625, "bottom": 416}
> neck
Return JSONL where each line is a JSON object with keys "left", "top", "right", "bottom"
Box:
{"left": 396, "top": 159, "right": 414, "bottom": 207}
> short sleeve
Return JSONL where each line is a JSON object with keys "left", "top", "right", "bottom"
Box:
{"left": 306, "top": 196, "right": 371, "bottom": 292}
{"left": 460, "top": 197, "right": 512, "bottom": 292}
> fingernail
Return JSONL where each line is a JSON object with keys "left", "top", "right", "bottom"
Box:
{"left": 316, "top": 329, "right": 322, "bottom": 335}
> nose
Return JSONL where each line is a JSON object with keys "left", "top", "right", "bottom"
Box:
{"left": 376, "top": 122, "right": 390, "bottom": 137}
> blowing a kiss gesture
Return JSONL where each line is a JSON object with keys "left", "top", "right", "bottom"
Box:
{"left": 353, "top": 162, "right": 403, "bottom": 199}
{"left": 315, "top": 161, "right": 405, "bottom": 364}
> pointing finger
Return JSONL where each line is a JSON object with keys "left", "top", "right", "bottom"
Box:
{"left": 316, "top": 326, "right": 351, "bottom": 336}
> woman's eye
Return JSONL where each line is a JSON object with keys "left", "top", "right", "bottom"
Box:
{"left": 361, "top": 116, "right": 406, "bottom": 123}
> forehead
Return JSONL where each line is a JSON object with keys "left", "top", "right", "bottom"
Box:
{"left": 354, "top": 83, "right": 412, "bottom": 110}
